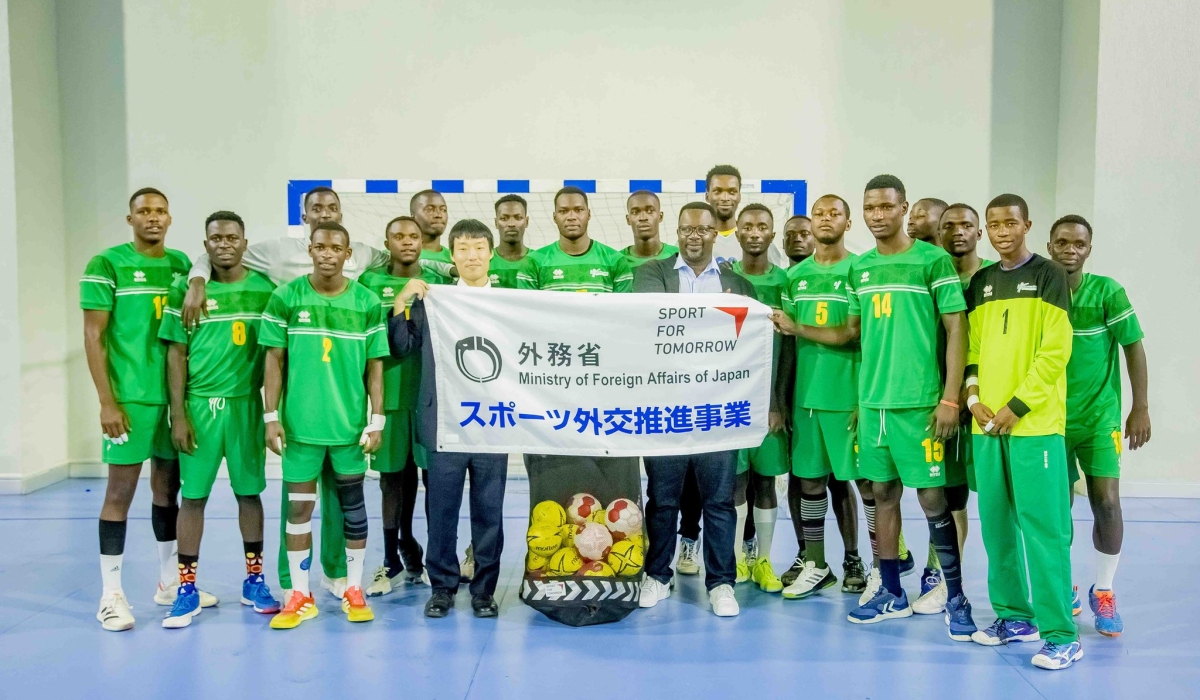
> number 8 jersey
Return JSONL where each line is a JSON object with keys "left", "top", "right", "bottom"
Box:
{"left": 258, "top": 276, "right": 390, "bottom": 445}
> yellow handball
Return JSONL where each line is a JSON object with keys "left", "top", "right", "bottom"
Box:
{"left": 526, "top": 551, "right": 550, "bottom": 572}
{"left": 531, "top": 500, "right": 567, "bottom": 528}
{"left": 585, "top": 508, "right": 607, "bottom": 525}
{"left": 561, "top": 523, "right": 577, "bottom": 550}
{"left": 526, "top": 524, "right": 563, "bottom": 558}
{"left": 607, "top": 539, "right": 644, "bottom": 576}
{"left": 547, "top": 548, "right": 583, "bottom": 576}
{"left": 580, "top": 560, "right": 615, "bottom": 577}
{"left": 619, "top": 533, "right": 645, "bottom": 550}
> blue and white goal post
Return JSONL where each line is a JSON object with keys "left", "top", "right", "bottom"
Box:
{"left": 287, "top": 178, "right": 807, "bottom": 251}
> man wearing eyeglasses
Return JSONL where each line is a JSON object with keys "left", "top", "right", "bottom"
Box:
{"left": 633, "top": 202, "right": 757, "bottom": 617}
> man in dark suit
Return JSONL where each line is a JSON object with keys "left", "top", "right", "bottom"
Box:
{"left": 387, "top": 219, "right": 507, "bottom": 619}
{"left": 634, "top": 202, "right": 757, "bottom": 617}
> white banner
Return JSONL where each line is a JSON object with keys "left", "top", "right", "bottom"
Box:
{"left": 425, "top": 286, "right": 772, "bottom": 457}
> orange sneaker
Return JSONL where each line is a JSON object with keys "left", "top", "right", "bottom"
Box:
{"left": 270, "top": 591, "right": 318, "bottom": 630}
{"left": 342, "top": 586, "right": 374, "bottom": 623}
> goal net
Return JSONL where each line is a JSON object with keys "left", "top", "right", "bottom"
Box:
{"left": 287, "top": 179, "right": 808, "bottom": 254}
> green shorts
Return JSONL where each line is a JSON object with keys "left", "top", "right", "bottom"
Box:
{"left": 179, "top": 395, "right": 266, "bottom": 500}
{"left": 283, "top": 441, "right": 367, "bottom": 483}
{"left": 737, "top": 430, "right": 790, "bottom": 476}
{"left": 791, "top": 409, "right": 859, "bottom": 481}
{"left": 858, "top": 407, "right": 945, "bottom": 488}
{"left": 372, "top": 408, "right": 419, "bottom": 474}
{"left": 944, "top": 425, "right": 975, "bottom": 491}
{"left": 1067, "top": 429, "right": 1122, "bottom": 482}
{"left": 102, "top": 402, "right": 176, "bottom": 465}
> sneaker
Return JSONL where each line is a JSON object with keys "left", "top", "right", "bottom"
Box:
{"left": 945, "top": 593, "right": 977, "bottom": 641}
{"left": 1031, "top": 640, "right": 1084, "bottom": 670}
{"left": 898, "top": 550, "right": 915, "bottom": 577}
{"left": 639, "top": 577, "right": 672, "bottom": 608}
{"left": 858, "top": 567, "right": 883, "bottom": 606}
{"left": 841, "top": 555, "right": 867, "bottom": 594}
{"left": 751, "top": 558, "right": 783, "bottom": 593}
{"left": 1089, "top": 586, "right": 1123, "bottom": 637}
{"left": 1072, "top": 585, "right": 1082, "bottom": 616}
{"left": 341, "top": 586, "right": 374, "bottom": 623}
{"left": 97, "top": 591, "right": 135, "bottom": 632}
{"left": 321, "top": 576, "right": 347, "bottom": 600}
{"left": 780, "top": 556, "right": 806, "bottom": 587}
{"left": 709, "top": 584, "right": 740, "bottom": 617}
{"left": 241, "top": 576, "right": 280, "bottom": 614}
{"left": 155, "top": 579, "right": 219, "bottom": 608}
{"left": 270, "top": 591, "right": 318, "bottom": 630}
{"left": 676, "top": 538, "right": 700, "bottom": 576}
{"left": 971, "top": 618, "right": 1041, "bottom": 646}
{"left": 460, "top": 544, "right": 475, "bottom": 583}
{"left": 735, "top": 559, "right": 751, "bottom": 584}
{"left": 742, "top": 538, "right": 758, "bottom": 570}
{"left": 782, "top": 561, "right": 837, "bottom": 600}
{"left": 848, "top": 588, "right": 912, "bottom": 624}
{"left": 162, "top": 589, "right": 201, "bottom": 629}
{"left": 400, "top": 539, "right": 425, "bottom": 582}
{"left": 913, "top": 568, "right": 947, "bottom": 614}
{"left": 366, "top": 565, "right": 398, "bottom": 597}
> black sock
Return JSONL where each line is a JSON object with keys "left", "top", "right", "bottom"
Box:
{"left": 99, "top": 519, "right": 127, "bottom": 556}
{"left": 845, "top": 549, "right": 859, "bottom": 560}
{"left": 926, "top": 510, "right": 963, "bottom": 599}
{"left": 151, "top": 504, "right": 177, "bottom": 542}
{"left": 384, "top": 527, "right": 402, "bottom": 576}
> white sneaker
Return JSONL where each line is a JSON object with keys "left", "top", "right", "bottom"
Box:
{"left": 676, "top": 537, "right": 700, "bottom": 576}
{"left": 858, "top": 567, "right": 883, "bottom": 606}
{"left": 782, "top": 561, "right": 837, "bottom": 600}
{"left": 97, "top": 591, "right": 135, "bottom": 631}
{"left": 154, "top": 580, "right": 219, "bottom": 608}
{"left": 913, "top": 576, "right": 948, "bottom": 615}
{"left": 321, "top": 576, "right": 348, "bottom": 599}
{"left": 639, "top": 577, "right": 672, "bottom": 608}
{"left": 460, "top": 545, "right": 476, "bottom": 582}
{"left": 366, "top": 565, "right": 396, "bottom": 597}
{"left": 708, "top": 584, "right": 740, "bottom": 617}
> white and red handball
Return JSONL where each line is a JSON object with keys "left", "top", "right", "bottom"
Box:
{"left": 566, "top": 493, "right": 602, "bottom": 525}
{"left": 574, "top": 522, "right": 614, "bottom": 561}
{"left": 605, "top": 498, "right": 644, "bottom": 540}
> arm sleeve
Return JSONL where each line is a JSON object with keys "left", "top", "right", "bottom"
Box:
{"left": 387, "top": 300, "right": 424, "bottom": 359}
{"left": 1104, "top": 284, "right": 1145, "bottom": 346}
{"left": 929, "top": 255, "right": 967, "bottom": 314}
{"left": 516, "top": 256, "right": 539, "bottom": 290}
{"left": 158, "top": 280, "right": 190, "bottom": 344}
{"left": 362, "top": 243, "right": 392, "bottom": 273}
{"left": 1007, "top": 266, "right": 1073, "bottom": 417}
{"left": 419, "top": 259, "right": 456, "bottom": 280}
{"left": 633, "top": 262, "right": 667, "bottom": 293}
{"left": 79, "top": 255, "right": 116, "bottom": 310}
{"left": 611, "top": 255, "right": 634, "bottom": 293}
{"left": 257, "top": 289, "right": 290, "bottom": 349}
{"left": 364, "top": 297, "right": 390, "bottom": 359}
{"left": 241, "top": 238, "right": 292, "bottom": 280}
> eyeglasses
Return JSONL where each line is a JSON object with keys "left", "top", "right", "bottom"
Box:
{"left": 678, "top": 226, "right": 716, "bottom": 238}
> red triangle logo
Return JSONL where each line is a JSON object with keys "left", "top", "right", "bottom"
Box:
{"left": 715, "top": 307, "right": 748, "bottom": 337}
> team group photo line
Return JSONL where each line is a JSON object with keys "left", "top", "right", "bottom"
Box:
{"left": 81, "top": 164, "right": 1150, "bottom": 673}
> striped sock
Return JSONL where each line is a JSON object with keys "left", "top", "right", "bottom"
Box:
{"left": 799, "top": 492, "right": 828, "bottom": 568}
{"left": 862, "top": 498, "right": 878, "bottom": 561}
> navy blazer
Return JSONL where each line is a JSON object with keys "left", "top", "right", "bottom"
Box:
{"left": 387, "top": 300, "right": 439, "bottom": 450}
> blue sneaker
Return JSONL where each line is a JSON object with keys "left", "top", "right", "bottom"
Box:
{"left": 241, "top": 575, "right": 281, "bottom": 614}
{"left": 898, "top": 550, "right": 916, "bottom": 577}
{"left": 848, "top": 588, "right": 913, "bottom": 624}
{"left": 945, "top": 593, "right": 977, "bottom": 642}
{"left": 162, "top": 588, "right": 201, "bottom": 628}
{"left": 1031, "top": 640, "right": 1084, "bottom": 670}
{"left": 1089, "top": 586, "right": 1123, "bottom": 637}
{"left": 970, "top": 618, "right": 1041, "bottom": 646}
{"left": 1072, "top": 585, "right": 1082, "bottom": 616}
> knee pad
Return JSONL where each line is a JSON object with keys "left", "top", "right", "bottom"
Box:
{"left": 336, "top": 476, "right": 368, "bottom": 540}
{"left": 945, "top": 484, "right": 970, "bottom": 513}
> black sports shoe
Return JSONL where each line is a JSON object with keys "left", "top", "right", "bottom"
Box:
{"left": 842, "top": 554, "right": 867, "bottom": 593}
{"left": 399, "top": 538, "right": 425, "bottom": 582}
{"left": 424, "top": 589, "right": 455, "bottom": 618}
{"left": 781, "top": 554, "right": 807, "bottom": 587}
{"left": 471, "top": 595, "right": 499, "bottom": 618}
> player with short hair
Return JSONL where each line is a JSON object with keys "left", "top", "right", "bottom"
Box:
{"left": 158, "top": 211, "right": 279, "bottom": 627}
{"left": 1048, "top": 213, "right": 1150, "bottom": 637}
{"left": 622, "top": 190, "right": 677, "bottom": 268}
{"left": 729, "top": 203, "right": 792, "bottom": 592}
{"left": 358, "top": 216, "right": 430, "bottom": 596}
{"left": 82, "top": 188, "right": 214, "bottom": 631}
{"left": 260, "top": 222, "right": 389, "bottom": 629}
{"left": 907, "top": 198, "right": 949, "bottom": 243}
{"left": 704, "top": 164, "right": 787, "bottom": 267}
{"left": 783, "top": 215, "right": 816, "bottom": 266}
{"left": 966, "top": 194, "right": 1080, "bottom": 670}
{"left": 413, "top": 189, "right": 456, "bottom": 285}
{"left": 516, "top": 186, "right": 633, "bottom": 292}
{"left": 489, "top": 194, "right": 530, "bottom": 288}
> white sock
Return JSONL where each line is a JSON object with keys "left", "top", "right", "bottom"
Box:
{"left": 734, "top": 503, "right": 748, "bottom": 563}
{"left": 1095, "top": 551, "right": 1120, "bottom": 590}
{"left": 753, "top": 506, "right": 777, "bottom": 566}
{"left": 287, "top": 550, "right": 310, "bottom": 596}
{"left": 157, "top": 540, "right": 178, "bottom": 587}
{"left": 100, "top": 554, "right": 124, "bottom": 595}
{"left": 346, "top": 547, "right": 366, "bottom": 590}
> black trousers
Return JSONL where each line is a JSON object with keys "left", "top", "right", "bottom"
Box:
{"left": 425, "top": 450, "right": 507, "bottom": 597}
{"left": 645, "top": 451, "right": 737, "bottom": 590}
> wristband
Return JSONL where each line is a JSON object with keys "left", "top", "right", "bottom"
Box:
{"left": 965, "top": 376, "right": 979, "bottom": 388}
{"left": 263, "top": 411, "right": 279, "bottom": 424}
{"left": 966, "top": 395, "right": 980, "bottom": 409}
{"left": 940, "top": 399, "right": 959, "bottom": 409}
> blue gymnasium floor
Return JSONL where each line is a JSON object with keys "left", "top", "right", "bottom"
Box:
{"left": 1, "top": 479, "right": 1198, "bottom": 700}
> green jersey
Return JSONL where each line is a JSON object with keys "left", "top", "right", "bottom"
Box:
{"left": 258, "top": 276, "right": 390, "bottom": 445}
{"left": 488, "top": 250, "right": 527, "bottom": 289}
{"left": 357, "top": 268, "right": 422, "bottom": 411}
{"left": 420, "top": 247, "right": 455, "bottom": 285}
{"left": 516, "top": 240, "right": 633, "bottom": 292}
{"left": 847, "top": 240, "right": 966, "bottom": 409}
{"left": 938, "top": 258, "right": 995, "bottom": 381}
{"left": 732, "top": 261, "right": 789, "bottom": 310}
{"left": 784, "top": 254, "right": 860, "bottom": 412}
{"left": 621, "top": 243, "right": 679, "bottom": 269}
{"left": 79, "top": 243, "right": 191, "bottom": 405}
{"left": 1066, "top": 273, "right": 1143, "bottom": 436}
{"left": 158, "top": 270, "right": 275, "bottom": 398}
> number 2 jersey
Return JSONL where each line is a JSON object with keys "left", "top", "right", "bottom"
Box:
{"left": 1065, "top": 273, "right": 1143, "bottom": 437}
{"left": 79, "top": 243, "right": 192, "bottom": 405}
{"left": 158, "top": 270, "right": 277, "bottom": 398}
{"left": 258, "top": 276, "right": 390, "bottom": 445}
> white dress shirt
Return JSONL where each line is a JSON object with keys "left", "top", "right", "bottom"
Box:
{"left": 675, "top": 254, "right": 724, "bottom": 294}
